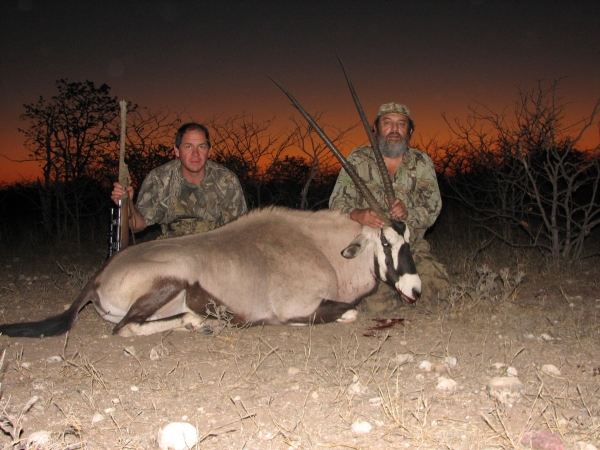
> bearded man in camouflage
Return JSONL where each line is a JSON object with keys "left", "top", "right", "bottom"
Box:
{"left": 329, "top": 103, "right": 449, "bottom": 313}
{"left": 111, "top": 122, "right": 247, "bottom": 238}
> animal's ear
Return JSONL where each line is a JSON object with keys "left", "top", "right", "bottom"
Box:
{"left": 341, "top": 234, "right": 369, "bottom": 259}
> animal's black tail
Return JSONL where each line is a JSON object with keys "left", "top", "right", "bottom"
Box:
{"left": 0, "top": 280, "right": 98, "bottom": 338}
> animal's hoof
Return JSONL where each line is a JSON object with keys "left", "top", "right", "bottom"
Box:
{"left": 184, "top": 322, "right": 213, "bottom": 335}
{"left": 337, "top": 309, "right": 358, "bottom": 323}
{"left": 199, "top": 325, "right": 213, "bottom": 335}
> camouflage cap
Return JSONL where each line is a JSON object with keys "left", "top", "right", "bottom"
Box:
{"left": 377, "top": 103, "right": 412, "bottom": 121}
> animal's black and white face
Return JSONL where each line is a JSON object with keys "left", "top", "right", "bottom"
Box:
{"left": 376, "top": 221, "right": 421, "bottom": 303}
{"left": 341, "top": 221, "right": 422, "bottom": 303}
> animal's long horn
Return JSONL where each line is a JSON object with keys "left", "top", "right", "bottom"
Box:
{"left": 270, "top": 77, "right": 391, "bottom": 226}
{"left": 337, "top": 56, "right": 397, "bottom": 210}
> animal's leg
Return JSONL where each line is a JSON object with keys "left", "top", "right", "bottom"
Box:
{"left": 336, "top": 309, "right": 358, "bottom": 323}
{"left": 115, "top": 312, "right": 206, "bottom": 337}
{"left": 286, "top": 300, "right": 358, "bottom": 325}
{"left": 112, "top": 278, "right": 207, "bottom": 336}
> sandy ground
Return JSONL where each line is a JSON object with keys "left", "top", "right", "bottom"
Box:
{"left": 0, "top": 250, "right": 598, "bottom": 449}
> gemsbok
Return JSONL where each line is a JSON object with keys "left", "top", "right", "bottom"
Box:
{"left": 0, "top": 62, "right": 421, "bottom": 338}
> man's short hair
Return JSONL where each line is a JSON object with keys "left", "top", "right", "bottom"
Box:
{"left": 175, "top": 123, "right": 211, "bottom": 149}
{"left": 374, "top": 102, "right": 415, "bottom": 134}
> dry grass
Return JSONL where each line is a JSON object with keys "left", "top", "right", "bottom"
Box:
{"left": 0, "top": 238, "right": 599, "bottom": 449}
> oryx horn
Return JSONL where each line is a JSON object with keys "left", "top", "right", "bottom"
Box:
{"left": 270, "top": 77, "right": 391, "bottom": 226}
{"left": 337, "top": 56, "right": 397, "bottom": 211}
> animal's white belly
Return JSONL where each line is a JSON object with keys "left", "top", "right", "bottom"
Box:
{"left": 92, "top": 302, "right": 127, "bottom": 324}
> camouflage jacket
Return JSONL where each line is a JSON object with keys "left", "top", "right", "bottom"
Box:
{"left": 329, "top": 146, "right": 442, "bottom": 242}
{"left": 136, "top": 159, "right": 248, "bottom": 237}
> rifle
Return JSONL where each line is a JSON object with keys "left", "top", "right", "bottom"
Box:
{"left": 108, "top": 100, "right": 132, "bottom": 258}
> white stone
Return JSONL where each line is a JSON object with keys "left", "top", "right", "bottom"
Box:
{"left": 130, "top": 386, "right": 139, "bottom": 392}
{"left": 91, "top": 412, "right": 104, "bottom": 423}
{"left": 288, "top": 366, "right": 301, "bottom": 375}
{"left": 368, "top": 397, "right": 381, "bottom": 406}
{"left": 506, "top": 366, "right": 518, "bottom": 377}
{"left": 395, "top": 353, "right": 414, "bottom": 364}
{"left": 347, "top": 380, "right": 362, "bottom": 395}
{"left": 523, "top": 333, "right": 535, "bottom": 339}
{"left": 150, "top": 345, "right": 169, "bottom": 361}
{"left": 540, "top": 364, "right": 561, "bottom": 376}
{"left": 436, "top": 376, "right": 457, "bottom": 392}
{"left": 540, "top": 333, "right": 554, "bottom": 341}
{"left": 20, "top": 362, "right": 32, "bottom": 369}
{"left": 492, "top": 362, "right": 506, "bottom": 370}
{"left": 157, "top": 422, "right": 198, "bottom": 450}
{"left": 443, "top": 356, "right": 457, "bottom": 368}
{"left": 351, "top": 420, "right": 372, "bottom": 434}
{"left": 418, "top": 360, "right": 432, "bottom": 372}
{"left": 487, "top": 376, "right": 524, "bottom": 405}
{"left": 45, "top": 355, "right": 62, "bottom": 363}
{"left": 27, "top": 430, "right": 51, "bottom": 448}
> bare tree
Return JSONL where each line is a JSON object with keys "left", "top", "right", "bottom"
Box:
{"left": 441, "top": 78, "right": 600, "bottom": 266}
{"left": 207, "top": 114, "right": 293, "bottom": 208}
{"left": 18, "top": 81, "right": 183, "bottom": 246}
{"left": 19, "top": 79, "right": 121, "bottom": 243}
{"left": 288, "top": 113, "right": 357, "bottom": 209}
{"left": 104, "top": 106, "right": 183, "bottom": 192}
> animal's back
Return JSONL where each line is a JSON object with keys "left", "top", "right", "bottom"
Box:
{"left": 194, "top": 207, "right": 366, "bottom": 322}
{"left": 96, "top": 207, "right": 375, "bottom": 326}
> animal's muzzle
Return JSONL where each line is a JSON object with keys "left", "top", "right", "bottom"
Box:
{"left": 399, "top": 287, "right": 421, "bottom": 304}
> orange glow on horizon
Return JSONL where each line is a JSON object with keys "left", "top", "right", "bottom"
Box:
{"left": 2, "top": 105, "right": 598, "bottom": 187}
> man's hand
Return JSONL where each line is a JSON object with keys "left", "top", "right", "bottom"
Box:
{"left": 350, "top": 208, "right": 387, "bottom": 228}
{"left": 111, "top": 182, "right": 134, "bottom": 206}
{"left": 349, "top": 199, "right": 408, "bottom": 228}
{"left": 388, "top": 198, "right": 408, "bottom": 221}
{"left": 110, "top": 182, "right": 148, "bottom": 232}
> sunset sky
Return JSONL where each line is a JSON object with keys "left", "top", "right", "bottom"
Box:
{"left": 1, "top": 0, "right": 598, "bottom": 185}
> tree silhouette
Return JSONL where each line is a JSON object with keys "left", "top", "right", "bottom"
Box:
{"left": 20, "top": 79, "right": 121, "bottom": 243}
{"left": 440, "top": 78, "right": 600, "bottom": 266}
{"left": 19, "top": 81, "right": 182, "bottom": 246}
{"left": 207, "top": 114, "right": 293, "bottom": 208}
{"left": 287, "top": 113, "right": 356, "bottom": 209}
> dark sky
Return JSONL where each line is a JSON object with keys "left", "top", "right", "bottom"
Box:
{"left": 1, "top": 0, "right": 599, "bottom": 184}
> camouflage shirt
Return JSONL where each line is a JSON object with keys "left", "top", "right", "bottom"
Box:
{"left": 136, "top": 159, "right": 248, "bottom": 236}
{"left": 329, "top": 146, "right": 442, "bottom": 242}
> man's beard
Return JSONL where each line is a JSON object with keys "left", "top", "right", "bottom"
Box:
{"left": 378, "top": 133, "right": 409, "bottom": 158}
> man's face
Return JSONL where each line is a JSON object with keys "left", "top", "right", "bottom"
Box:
{"left": 375, "top": 113, "right": 411, "bottom": 158}
{"left": 174, "top": 129, "right": 211, "bottom": 176}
